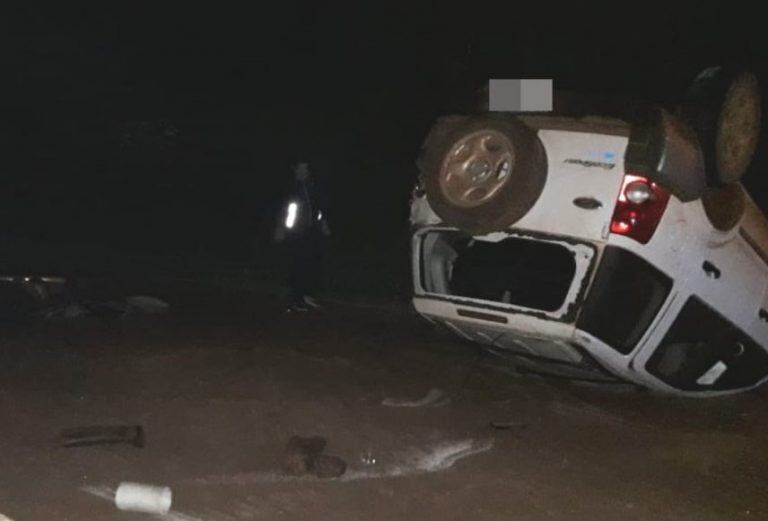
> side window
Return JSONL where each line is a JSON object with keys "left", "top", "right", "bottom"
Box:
{"left": 577, "top": 246, "right": 672, "bottom": 354}
{"left": 646, "top": 296, "right": 768, "bottom": 391}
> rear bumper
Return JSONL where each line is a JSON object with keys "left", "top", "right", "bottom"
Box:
{"left": 414, "top": 295, "right": 582, "bottom": 362}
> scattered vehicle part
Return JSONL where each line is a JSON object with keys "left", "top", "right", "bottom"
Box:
{"left": 60, "top": 425, "right": 144, "bottom": 448}
{"left": 115, "top": 482, "right": 172, "bottom": 514}
{"left": 283, "top": 435, "right": 327, "bottom": 476}
{"left": 125, "top": 295, "right": 169, "bottom": 313}
{"left": 283, "top": 435, "right": 346, "bottom": 478}
{"left": 312, "top": 454, "right": 347, "bottom": 478}
{"left": 381, "top": 388, "right": 448, "bottom": 407}
{"left": 411, "top": 68, "right": 767, "bottom": 396}
{"left": 83, "top": 485, "right": 200, "bottom": 520}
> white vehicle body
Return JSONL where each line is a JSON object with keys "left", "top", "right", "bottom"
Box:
{"left": 411, "top": 117, "right": 768, "bottom": 395}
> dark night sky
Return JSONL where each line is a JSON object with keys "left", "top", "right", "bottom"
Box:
{"left": 4, "top": 4, "right": 767, "bottom": 264}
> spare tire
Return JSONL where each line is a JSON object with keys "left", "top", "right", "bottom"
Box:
{"left": 680, "top": 67, "right": 761, "bottom": 186}
{"left": 417, "top": 115, "right": 547, "bottom": 235}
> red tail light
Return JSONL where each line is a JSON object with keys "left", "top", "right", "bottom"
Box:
{"left": 609, "top": 174, "right": 670, "bottom": 244}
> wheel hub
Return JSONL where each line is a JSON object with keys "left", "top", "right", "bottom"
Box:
{"left": 468, "top": 159, "right": 492, "bottom": 182}
{"left": 438, "top": 130, "right": 515, "bottom": 208}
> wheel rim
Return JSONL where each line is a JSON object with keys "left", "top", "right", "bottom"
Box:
{"left": 438, "top": 130, "right": 515, "bottom": 208}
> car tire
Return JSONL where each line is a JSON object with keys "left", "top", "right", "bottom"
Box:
{"left": 417, "top": 114, "right": 547, "bottom": 235}
{"left": 679, "top": 67, "right": 761, "bottom": 186}
{"left": 702, "top": 182, "right": 746, "bottom": 232}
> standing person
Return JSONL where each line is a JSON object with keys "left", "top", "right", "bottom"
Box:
{"left": 273, "top": 161, "right": 331, "bottom": 312}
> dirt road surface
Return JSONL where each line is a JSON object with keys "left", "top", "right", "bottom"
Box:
{"left": 1, "top": 287, "right": 767, "bottom": 520}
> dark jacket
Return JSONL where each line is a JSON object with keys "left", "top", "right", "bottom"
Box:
{"left": 275, "top": 176, "right": 329, "bottom": 242}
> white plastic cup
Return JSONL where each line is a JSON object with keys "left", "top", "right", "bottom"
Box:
{"left": 115, "top": 482, "right": 172, "bottom": 514}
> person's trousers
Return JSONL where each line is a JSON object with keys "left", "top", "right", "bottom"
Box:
{"left": 286, "top": 238, "right": 323, "bottom": 304}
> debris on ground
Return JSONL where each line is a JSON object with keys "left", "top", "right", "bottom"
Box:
{"left": 360, "top": 446, "right": 377, "bottom": 466}
{"left": 381, "top": 388, "right": 449, "bottom": 407}
{"left": 60, "top": 425, "right": 145, "bottom": 448}
{"left": 283, "top": 435, "right": 347, "bottom": 478}
{"left": 115, "top": 482, "right": 172, "bottom": 514}
{"left": 312, "top": 454, "right": 348, "bottom": 478}
{"left": 83, "top": 485, "right": 199, "bottom": 520}
{"left": 283, "top": 435, "right": 327, "bottom": 475}
{"left": 0, "top": 273, "right": 170, "bottom": 322}
{"left": 341, "top": 438, "right": 495, "bottom": 481}
{"left": 193, "top": 438, "right": 495, "bottom": 486}
{"left": 412, "top": 438, "right": 494, "bottom": 473}
{"left": 43, "top": 295, "right": 169, "bottom": 321}
{"left": 46, "top": 303, "right": 90, "bottom": 319}
{"left": 125, "top": 295, "right": 169, "bottom": 313}
{"left": 489, "top": 421, "right": 527, "bottom": 430}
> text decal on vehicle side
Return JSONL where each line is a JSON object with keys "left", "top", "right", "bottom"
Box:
{"left": 563, "top": 158, "right": 616, "bottom": 170}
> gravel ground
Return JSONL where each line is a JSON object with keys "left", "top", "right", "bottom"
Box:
{"left": 1, "top": 286, "right": 767, "bottom": 520}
